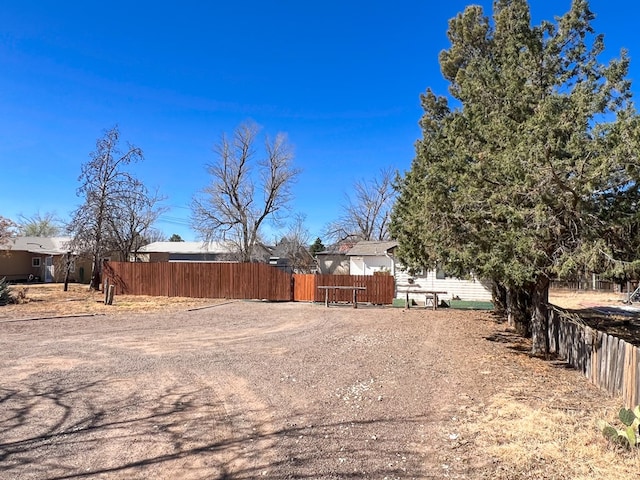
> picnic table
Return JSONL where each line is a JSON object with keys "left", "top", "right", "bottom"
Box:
{"left": 398, "top": 284, "right": 448, "bottom": 310}
{"left": 317, "top": 285, "right": 367, "bottom": 309}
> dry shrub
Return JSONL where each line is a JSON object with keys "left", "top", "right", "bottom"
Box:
{"left": 14, "top": 287, "right": 29, "bottom": 304}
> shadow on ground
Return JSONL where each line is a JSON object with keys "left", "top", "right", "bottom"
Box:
{"left": 0, "top": 374, "right": 427, "bottom": 479}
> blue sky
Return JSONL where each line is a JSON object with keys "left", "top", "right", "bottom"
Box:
{"left": 1, "top": 1, "right": 638, "bottom": 242}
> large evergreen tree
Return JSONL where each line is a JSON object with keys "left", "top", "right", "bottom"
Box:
{"left": 391, "top": 0, "right": 640, "bottom": 354}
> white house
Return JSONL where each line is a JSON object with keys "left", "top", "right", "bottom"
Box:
{"left": 346, "top": 241, "right": 398, "bottom": 276}
{"left": 346, "top": 240, "right": 493, "bottom": 302}
{"left": 395, "top": 268, "right": 493, "bottom": 303}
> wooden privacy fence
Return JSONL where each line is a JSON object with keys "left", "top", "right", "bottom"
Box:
{"left": 293, "top": 273, "right": 395, "bottom": 304}
{"left": 549, "top": 307, "right": 640, "bottom": 407}
{"left": 104, "top": 263, "right": 396, "bottom": 305}
{"left": 104, "top": 262, "right": 293, "bottom": 301}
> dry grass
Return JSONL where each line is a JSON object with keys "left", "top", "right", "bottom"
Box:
{"left": 0, "top": 283, "right": 225, "bottom": 319}
{"left": 462, "top": 328, "right": 640, "bottom": 479}
{"left": 549, "top": 289, "right": 628, "bottom": 309}
{"left": 465, "top": 390, "right": 640, "bottom": 478}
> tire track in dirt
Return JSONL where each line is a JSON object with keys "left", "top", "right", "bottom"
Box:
{"left": 3, "top": 300, "right": 601, "bottom": 479}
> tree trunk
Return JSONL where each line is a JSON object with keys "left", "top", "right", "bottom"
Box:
{"left": 507, "top": 286, "right": 531, "bottom": 337}
{"left": 63, "top": 252, "right": 71, "bottom": 292}
{"left": 491, "top": 281, "right": 507, "bottom": 318}
{"left": 90, "top": 256, "right": 101, "bottom": 291}
{"left": 530, "top": 276, "right": 550, "bottom": 356}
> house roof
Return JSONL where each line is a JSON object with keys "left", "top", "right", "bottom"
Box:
{"left": 137, "top": 241, "right": 235, "bottom": 254}
{"left": 5, "top": 237, "right": 73, "bottom": 255}
{"left": 270, "top": 239, "right": 313, "bottom": 259}
{"left": 346, "top": 240, "right": 398, "bottom": 256}
{"left": 316, "top": 241, "right": 357, "bottom": 256}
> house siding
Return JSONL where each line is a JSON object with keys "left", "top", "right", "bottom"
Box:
{"left": 0, "top": 252, "right": 42, "bottom": 281}
{"left": 396, "top": 269, "right": 492, "bottom": 302}
{"left": 0, "top": 251, "right": 91, "bottom": 283}
{"left": 349, "top": 256, "right": 394, "bottom": 276}
{"left": 317, "top": 254, "right": 350, "bottom": 275}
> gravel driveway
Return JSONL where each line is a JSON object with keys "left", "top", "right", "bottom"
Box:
{"left": 0, "top": 301, "right": 615, "bottom": 479}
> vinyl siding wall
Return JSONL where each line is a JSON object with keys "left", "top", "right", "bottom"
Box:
{"left": 396, "top": 269, "right": 492, "bottom": 302}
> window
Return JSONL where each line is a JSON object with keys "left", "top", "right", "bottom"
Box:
{"left": 32, "top": 257, "right": 41, "bottom": 267}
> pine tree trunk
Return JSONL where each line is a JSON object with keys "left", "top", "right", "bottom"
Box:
{"left": 507, "top": 286, "right": 531, "bottom": 336}
{"left": 491, "top": 281, "right": 507, "bottom": 318}
{"left": 530, "top": 276, "right": 550, "bottom": 356}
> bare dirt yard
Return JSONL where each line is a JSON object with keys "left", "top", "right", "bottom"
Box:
{"left": 1, "top": 284, "right": 639, "bottom": 479}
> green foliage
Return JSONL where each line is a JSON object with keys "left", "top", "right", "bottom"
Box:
{"left": 309, "top": 237, "right": 325, "bottom": 256}
{"left": 600, "top": 405, "right": 640, "bottom": 448}
{"left": 0, "top": 277, "right": 14, "bottom": 306}
{"left": 168, "top": 234, "right": 184, "bottom": 242}
{"left": 18, "top": 212, "right": 61, "bottom": 237}
{"left": 390, "top": 0, "right": 640, "bottom": 351}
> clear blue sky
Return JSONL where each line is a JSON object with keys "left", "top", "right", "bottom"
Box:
{"left": 1, "top": 1, "right": 638, "bottom": 242}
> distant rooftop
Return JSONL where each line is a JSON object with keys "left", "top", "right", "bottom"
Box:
{"left": 5, "top": 236, "right": 73, "bottom": 255}
{"left": 346, "top": 241, "right": 398, "bottom": 256}
{"left": 137, "top": 241, "right": 234, "bottom": 254}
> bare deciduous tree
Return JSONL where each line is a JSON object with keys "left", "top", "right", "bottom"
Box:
{"left": 326, "top": 167, "right": 396, "bottom": 243}
{"left": 107, "top": 189, "right": 167, "bottom": 261}
{"left": 191, "top": 121, "right": 300, "bottom": 262}
{"left": 275, "top": 214, "right": 315, "bottom": 273}
{"left": 17, "top": 211, "right": 62, "bottom": 237}
{"left": 0, "top": 216, "right": 17, "bottom": 246}
{"left": 68, "top": 126, "right": 162, "bottom": 289}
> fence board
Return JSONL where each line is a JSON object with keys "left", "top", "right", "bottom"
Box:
{"left": 104, "top": 262, "right": 293, "bottom": 301}
{"left": 635, "top": 347, "right": 640, "bottom": 407}
{"left": 104, "top": 263, "right": 395, "bottom": 305}
{"left": 291, "top": 274, "right": 394, "bottom": 305}
{"left": 549, "top": 308, "right": 640, "bottom": 408}
{"left": 293, "top": 274, "right": 316, "bottom": 302}
{"left": 313, "top": 274, "right": 394, "bottom": 304}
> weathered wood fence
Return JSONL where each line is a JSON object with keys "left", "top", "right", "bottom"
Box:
{"left": 549, "top": 307, "right": 640, "bottom": 407}
{"left": 104, "top": 262, "right": 395, "bottom": 304}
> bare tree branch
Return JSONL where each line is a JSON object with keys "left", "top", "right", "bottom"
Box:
{"left": 191, "top": 121, "right": 300, "bottom": 262}
{"left": 325, "top": 167, "right": 397, "bottom": 243}
{"left": 274, "top": 214, "right": 315, "bottom": 273}
{"left": 67, "top": 126, "right": 163, "bottom": 289}
{"left": 17, "top": 211, "right": 62, "bottom": 237}
{"left": 0, "top": 216, "right": 17, "bottom": 247}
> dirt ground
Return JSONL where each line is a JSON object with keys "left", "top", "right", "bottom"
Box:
{"left": 1, "top": 284, "right": 639, "bottom": 479}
